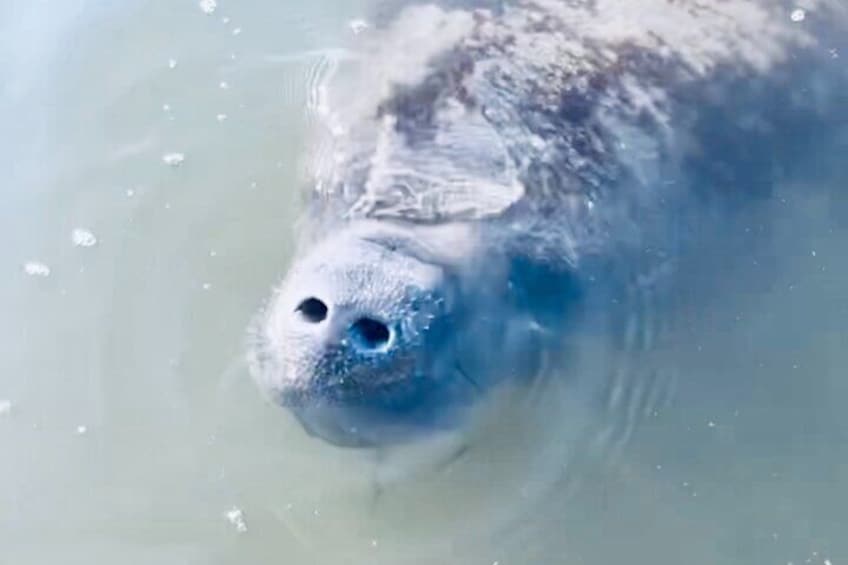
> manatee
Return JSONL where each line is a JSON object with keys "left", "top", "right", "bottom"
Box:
{"left": 248, "top": 0, "right": 846, "bottom": 447}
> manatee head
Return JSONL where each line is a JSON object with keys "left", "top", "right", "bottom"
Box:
{"left": 249, "top": 220, "right": 558, "bottom": 447}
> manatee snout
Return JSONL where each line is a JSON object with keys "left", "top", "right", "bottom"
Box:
{"left": 249, "top": 223, "right": 496, "bottom": 446}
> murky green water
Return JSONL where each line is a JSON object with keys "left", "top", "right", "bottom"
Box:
{"left": 1, "top": 2, "right": 846, "bottom": 564}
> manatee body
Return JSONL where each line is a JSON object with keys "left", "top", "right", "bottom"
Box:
{"left": 249, "top": 0, "right": 846, "bottom": 447}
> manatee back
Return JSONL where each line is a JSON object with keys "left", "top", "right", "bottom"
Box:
{"left": 305, "top": 0, "right": 847, "bottom": 266}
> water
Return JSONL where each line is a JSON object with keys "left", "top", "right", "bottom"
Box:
{"left": 1, "top": 2, "right": 846, "bottom": 564}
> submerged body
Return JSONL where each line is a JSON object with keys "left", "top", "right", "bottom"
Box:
{"left": 249, "top": 0, "right": 846, "bottom": 446}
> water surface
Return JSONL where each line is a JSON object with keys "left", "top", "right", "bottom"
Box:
{"left": 1, "top": 2, "right": 846, "bottom": 564}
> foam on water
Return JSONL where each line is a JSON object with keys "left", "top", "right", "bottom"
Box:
{"left": 71, "top": 228, "right": 98, "bottom": 248}
{"left": 22, "top": 261, "right": 51, "bottom": 277}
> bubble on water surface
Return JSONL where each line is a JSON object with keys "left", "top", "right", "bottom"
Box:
{"left": 0, "top": 399, "right": 12, "bottom": 416}
{"left": 224, "top": 507, "right": 247, "bottom": 533}
{"left": 75, "top": 425, "right": 88, "bottom": 435}
{"left": 790, "top": 8, "right": 806, "bottom": 22}
{"left": 349, "top": 19, "right": 369, "bottom": 34}
{"left": 23, "top": 261, "right": 51, "bottom": 277}
{"left": 162, "top": 152, "right": 185, "bottom": 167}
{"left": 231, "top": 27, "right": 242, "bottom": 36}
{"left": 198, "top": 0, "right": 217, "bottom": 15}
{"left": 167, "top": 58, "right": 177, "bottom": 69}
{"left": 216, "top": 113, "right": 228, "bottom": 122}
{"left": 71, "top": 228, "right": 98, "bottom": 248}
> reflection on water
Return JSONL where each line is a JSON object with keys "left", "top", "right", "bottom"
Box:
{"left": 0, "top": 2, "right": 846, "bottom": 564}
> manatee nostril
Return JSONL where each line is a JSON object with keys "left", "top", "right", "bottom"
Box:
{"left": 349, "top": 317, "right": 392, "bottom": 351}
{"left": 296, "top": 297, "right": 328, "bottom": 323}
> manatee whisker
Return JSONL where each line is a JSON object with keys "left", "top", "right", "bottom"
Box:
{"left": 368, "top": 475, "right": 384, "bottom": 514}
{"left": 455, "top": 362, "right": 483, "bottom": 393}
{"left": 434, "top": 444, "right": 470, "bottom": 472}
{"left": 216, "top": 354, "right": 250, "bottom": 394}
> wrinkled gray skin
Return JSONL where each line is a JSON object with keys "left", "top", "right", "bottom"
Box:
{"left": 249, "top": 0, "right": 846, "bottom": 447}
